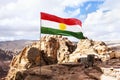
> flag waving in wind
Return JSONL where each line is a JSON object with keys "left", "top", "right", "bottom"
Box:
{"left": 40, "top": 12, "right": 85, "bottom": 39}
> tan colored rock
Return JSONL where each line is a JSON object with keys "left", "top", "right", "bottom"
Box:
{"left": 109, "top": 51, "right": 115, "bottom": 59}
{"left": 107, "top": 45, "right": 120, "bottom": 58}
{"left": 114, "top": 52, "right": 120, "bottom": 58}
{"left": 57, "top": 37, "right": 76, "bottom": 63}
{"left": 69, "top": 39, "right": 112, "bottom": 62}
{"left": 101, "top": 68, "right": 120, "bottom": 80}
{"left": 39, "top": 35, "right": 75, "bottom": 64}
{"left": 6, "top": 45, "right": 40, "bottom": 80}
{"left": 6, "top": 35, "right": 117, "bottom": 80}
{"left": 6, "top": 35, "right": 75, "bottom": 80}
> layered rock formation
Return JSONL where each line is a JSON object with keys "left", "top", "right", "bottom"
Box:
{"left": 6, "top": 35, "right": 76, "bottom": 80}
{"left": 6, "top": 35, "right": 119, "bottom": 80}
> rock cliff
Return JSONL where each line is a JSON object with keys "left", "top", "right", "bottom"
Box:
{"left": 6, "top": 35, "right": 119, "bottom": 80}
{"left": 6, "top": 35, "right": 76, "bottom": 80}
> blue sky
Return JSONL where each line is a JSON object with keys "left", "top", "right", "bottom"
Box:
{"left": 0, "top": 0, "right": 120, "bottom": 41}
{"left": 65, "top": 0, "right": 104, "bottom": 21}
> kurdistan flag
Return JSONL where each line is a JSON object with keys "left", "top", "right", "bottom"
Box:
{"left": 40, "top": 12, "right": 85, "bottom": 39}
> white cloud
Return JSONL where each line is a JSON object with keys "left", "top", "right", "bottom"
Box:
{"left": 99, "top": 0, "right": 120, "bottom": 10}
{"left": 66, "top": 8, "right": 81, "bottom": 17}
{"left": 62, "top": 0, "right": 85, "bottom": 7}
{"left": 83, "top": 0, "right": 120, "bottom": 41}
{"left": 62, "top": 0, "right": 101, "bottom": 7}
{"left": 0, "top": 0, "right": 42, "bottom": 41}
{"left": 0, "top": 0, "right": 119, "bottom": 41}
{"left": 0, "top": 0, "right": 89, "bottom": 41}
{"left": 0, "top": 0, "right": 65, "bottom": 41}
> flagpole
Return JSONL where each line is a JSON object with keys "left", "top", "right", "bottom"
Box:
{"left": 40, "top": 12, "right": 41, "bottom": 75}
{"left": 40, "top": 13, "right": 41, "bottom": 40}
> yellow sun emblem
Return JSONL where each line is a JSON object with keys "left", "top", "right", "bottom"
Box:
{"left": 59, "top": 23, "right": 66, "bottom": 30}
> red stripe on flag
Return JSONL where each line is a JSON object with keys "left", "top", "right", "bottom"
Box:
{"left": 41, "top": 12, "right": 82, "bottom": 27}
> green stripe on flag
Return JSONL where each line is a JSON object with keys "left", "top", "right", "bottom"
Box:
{"left": 41, "top": 27, "right": 85, "bottom": 39}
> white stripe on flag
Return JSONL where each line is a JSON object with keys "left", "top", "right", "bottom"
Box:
{"left": 41, "top": 20, "right": 82, "bottom": 32}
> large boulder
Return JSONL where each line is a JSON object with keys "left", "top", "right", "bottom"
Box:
{"left": 6, "top": 35, "right": 75, "bottom": 80}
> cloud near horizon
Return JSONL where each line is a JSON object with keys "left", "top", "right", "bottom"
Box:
{"left": 83, "top": 0, "right": 120, "bottom": 41}
{"left": 0, "top": 0, "right": 120, "bottom": 41}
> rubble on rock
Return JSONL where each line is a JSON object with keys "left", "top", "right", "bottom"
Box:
{"left": 5, "top": 35, "right": 120, "bottom": 80}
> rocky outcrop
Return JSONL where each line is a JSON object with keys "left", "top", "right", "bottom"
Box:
{"left": 6, "top": 35, "right": 119, "bottom": 80}
{"left": 40, "top": 35, "right": 76, "bottom": 64}
{"left": 6, "top": 35, "right": 76, "bottom": 80}
{"left": 69, "top": 39, "right": 113, "bottom": 62}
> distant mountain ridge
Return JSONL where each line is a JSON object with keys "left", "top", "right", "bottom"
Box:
{"left": 0, "top": 40, "right": 36, "bottom": 51}
{"left": 0, "top": 49, "right": 13, "bottom": 61}
{"left": 105, "top": 40, "right": 120, "bottom": 45}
